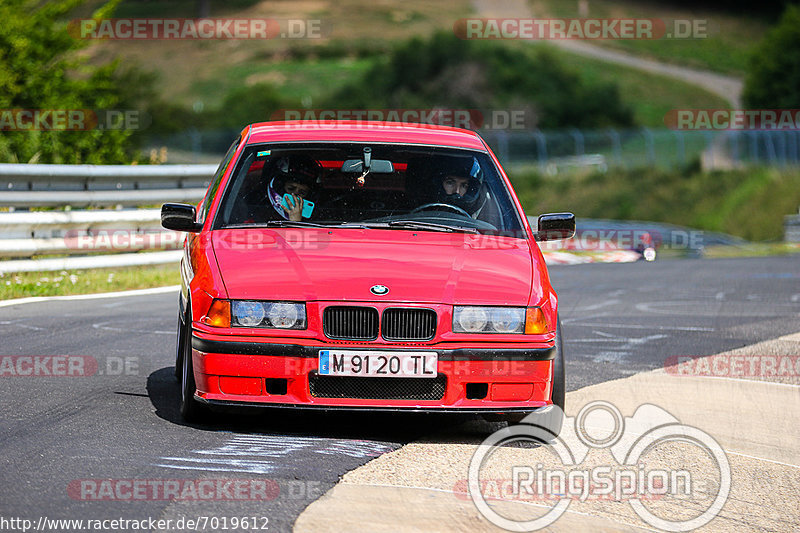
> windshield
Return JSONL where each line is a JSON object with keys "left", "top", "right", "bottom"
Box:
{"left": 212, "top": 143, "right": 526, "bottom": 236}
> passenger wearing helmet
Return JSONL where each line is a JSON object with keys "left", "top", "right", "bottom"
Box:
{"left": 433, "top": 156, "right": 488, "bottom": 217}
{"left": 265, "top": 156, "right": 320, "bottom": 222}
{"left": 227, "top": 155, "right": 320, "bottom": 224}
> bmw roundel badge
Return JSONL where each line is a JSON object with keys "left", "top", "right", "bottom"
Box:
{"left": 370, "top": 284, "right": 389, "bottom": 296}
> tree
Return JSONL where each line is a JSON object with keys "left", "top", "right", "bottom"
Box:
{"left": 742, "top": 4, "right": 800, "bottom": 109}
{"left": 328, "top": 32, "right": 634, "bottom": 129}
{"left": 0, "top": 0, "right": 145, "bottom": 163}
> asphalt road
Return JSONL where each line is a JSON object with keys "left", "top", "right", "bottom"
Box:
{"left": 0, "top": 256, "right": 798, "bottom": 532}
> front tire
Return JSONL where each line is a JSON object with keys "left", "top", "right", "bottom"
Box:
{"left": 505, "top": 317, "right": 565, "bottom": 438}
{"left": 178, "top": 303, "right": 208, "bottom": 423}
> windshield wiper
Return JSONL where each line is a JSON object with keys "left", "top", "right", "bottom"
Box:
{"left": 262, "top": 220, "right": 330, "bottom": 228}
{"left": 386, "top": 220, "right": 480, "bottom": 234}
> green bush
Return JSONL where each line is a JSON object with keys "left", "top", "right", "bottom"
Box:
{"left": 743, "top": 5, "right": 800, "bottom": 108}
{"left": 0, "top": 0, "right": 153, "bottom": 163}
{"left": 327, "top": 32, "right": 634, "bottom": 129}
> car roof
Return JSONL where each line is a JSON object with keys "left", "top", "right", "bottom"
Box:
{"left": 245, "top": 121, "right": 487, "bottom": 151}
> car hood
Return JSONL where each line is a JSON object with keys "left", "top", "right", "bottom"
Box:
{"left": 211, "top": 228, "right": 534, "bottom": 304}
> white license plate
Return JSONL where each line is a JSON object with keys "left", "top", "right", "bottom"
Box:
{"left": 318, "top": 350, "right": 437, "bottom": 378}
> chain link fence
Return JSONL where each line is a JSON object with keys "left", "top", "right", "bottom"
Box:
{"left": 147, "top": 128, "right": 800, "bottom": 173}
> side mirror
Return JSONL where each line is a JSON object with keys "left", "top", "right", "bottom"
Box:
{"left": 534, "top": 213, "right": 575, "bottom": 241}
{"left": 161, "top": 203, "right": 202, "bottom": 232}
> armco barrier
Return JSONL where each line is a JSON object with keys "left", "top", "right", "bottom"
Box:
{"left": 0, "top": 163, "right": 215, "bottom": 273}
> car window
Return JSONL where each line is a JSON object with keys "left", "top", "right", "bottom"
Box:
{"left": 197, "top": 138, "right": 239, "bottom": 224}
{"left": 212, "top": 143, "right": 526, "bottom": 237}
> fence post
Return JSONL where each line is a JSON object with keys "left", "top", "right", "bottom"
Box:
{"left": 673, "top": 130, "right": 685, "bottom": 167}
{"left": 570, "top": 128, "right": 584, "bottom": 156}
{"left": 495, "top": 129, "right": 509, "bottom": 163}
{"left": 607, "top": 128, "right": 623, "bottom": 168}
{"left": 642, "top": 128, "right": 656, "bottom": 167}
{"left": 764, "top": 132, "right": 777, "bottom": 164}
{"left": 729, "top": 131, "right": 739, "bottom": 167}
{"left": 533, "top": 130, "right": 547, "bottom": 171}
{"left": 748, "top": 131, "right": 759, "bottom": 165}
{"left": 776, "top": 131, "right": 787, "bottom": 167}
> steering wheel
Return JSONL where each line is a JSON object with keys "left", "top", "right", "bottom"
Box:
{"left": 410, "top": 202, "right": 470, "bottom": 217}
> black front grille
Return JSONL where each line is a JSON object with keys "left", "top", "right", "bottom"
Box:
{"left": 309, "top": 374, "right": 446, "bottom": 400}
{"left": 323, "top": 306, "right": 379, "bottom": 340}
{"left": 382, "top": 308, "right": 437, "bottom": 340}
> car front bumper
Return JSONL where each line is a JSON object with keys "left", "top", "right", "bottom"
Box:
{"left": 190, "top": 334, "right": 556, "bottom": 411}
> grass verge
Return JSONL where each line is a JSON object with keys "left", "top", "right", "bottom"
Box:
{"left": 543, "top": 44, "right": 731, "bottom": 126}
{"left": 0, "top": 264, "right": 180, "bottom": 300}
{"left": 511, "top": 166, "right": 800, "bottom": 242}
{"left": 532, "top": 0, "right": 768, "bottom": 75}
{"left": 702, "top": 243, "right": 800, "bottom": 258}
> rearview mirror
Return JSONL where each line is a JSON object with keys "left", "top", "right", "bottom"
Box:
{"left": 341, "top": 159, "right": 394, "bottom": 174}
{"left": 161, "top": 203, "right": 202, "bottom": 232}
{"left": 534, "top": 213, "right": 576, "bottom": 241}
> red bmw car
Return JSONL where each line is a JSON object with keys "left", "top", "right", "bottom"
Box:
{"left": 161, "top": 121, "right": 574, "bottom": 430}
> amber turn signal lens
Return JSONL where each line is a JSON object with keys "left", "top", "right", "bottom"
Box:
{"left": 524, "top": 307, "right": 549, "bottom": 334}
{"left": 202, "top": 299, "right": 231, "bottom": 328}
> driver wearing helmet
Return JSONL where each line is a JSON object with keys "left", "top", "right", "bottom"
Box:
{"left": 432, "top": 156, "right": 488, "bottom": 218}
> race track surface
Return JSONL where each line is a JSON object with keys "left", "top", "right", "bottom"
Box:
{"left": 0, "top": 256, "right": 797, "bottom": 532}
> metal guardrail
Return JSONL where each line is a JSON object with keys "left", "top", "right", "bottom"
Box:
{"left": 0, "top": 163, "right": 214, "bottom": 208}
{"left": 786, "top": 213, "right": 800, "bottom": 243}
{"left": 0, "top": 163, "right": 217, "bottom": 182}
{"left": 0, "top": 163, "right": 214, "bottom": 272}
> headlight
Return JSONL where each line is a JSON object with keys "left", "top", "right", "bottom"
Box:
{"left": 453, "top": 306, "right": 537, "bottom": 334}
{"left": 490, "top": 307, "right": 524, "bottom": 333}
{"left": 453, "top": 307, "right": 489, "bottom": 333}
{"left": 266, "top": 302, "right": 304, "bottom": 329}
{"left": 231, "top": 300, "right": 306, "bottom": 329}
{"left": 232, "top": 301, "right": 265, "bottom": 327}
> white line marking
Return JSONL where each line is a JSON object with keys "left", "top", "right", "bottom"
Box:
{"left": 592, "top": 351, "right": 629, "bottom": 363}
{"left": 576, "top": 300, "right": 619, "bottom": 312}
{"left": 92, "top": 321, "right": 173, "bottom": 335}
{"left": 0, "top": 285, "right": 179, "bottom": 308}
{"left": 575, "top": 323, "right": 715, "bottom": 332}
{"left": 777, "top": 332, "right": 800, "bottom": 342}
{"left": 726, "top": 450, "right": 800, "bottom": 469}
{"left": 0, "top": 319, "right": 45, "bottom": 331}
{"left": 594, "top": 331, "right": 616, "bottom": 338}
{"left": 154, "top": 462, "right": 275, "bottom": 474}
{"left": 670, "top": 374, "right": 800, "bottom": 388}
{"left": 560, "top": 313, "right": 611, "bottom": 324}
{"left": 339, "top": 482, "right": 659, "bottom": 532}
{"left": 582, "top": 415, "right": 800, "bottom": 468}
{"left": 568, "top": 338, "right": 623, "bottom": 343}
